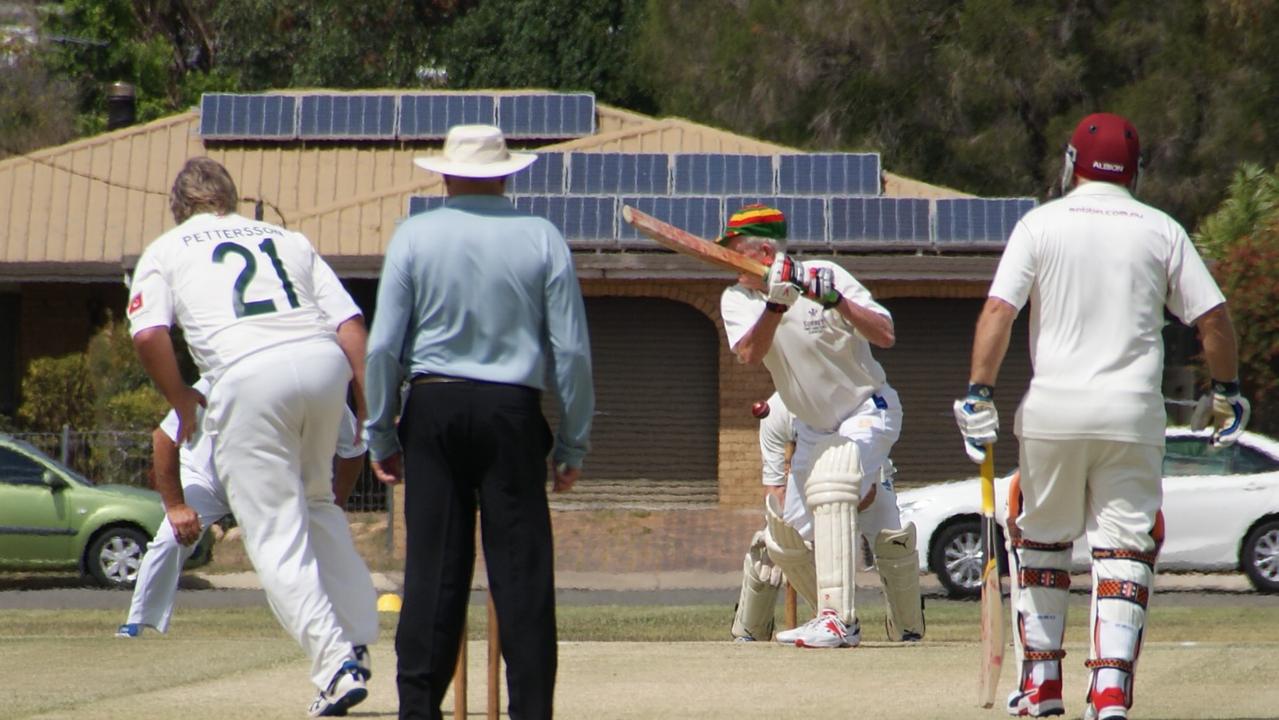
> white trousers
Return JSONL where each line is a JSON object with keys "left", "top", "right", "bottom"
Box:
{"left": 125, "top": 480, "right": 229, "bottom": 632}
{"left": 1015, "top": 437, "right": 1163, "bottom": 551}
{"left": 208, "top": 339, "right": 378, "bottom": 689}
{"left": 784, "top": 386, "right": 904, "bottom": 543}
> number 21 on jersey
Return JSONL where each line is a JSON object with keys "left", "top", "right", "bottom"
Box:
{"left": 212, "top": 238, "right": 301, "bottom": 318}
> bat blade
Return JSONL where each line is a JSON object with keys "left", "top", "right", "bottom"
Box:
{"left": 978, "top": 446, "right": 1005, "bottom": 709}
{"left": 621, "top": 205, "right": 769, "bottom": 277}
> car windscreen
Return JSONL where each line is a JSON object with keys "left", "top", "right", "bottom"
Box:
{"left": 0, "top": 437, "right": 94, "bottom": 486}
{"left": 1164, "top": 436, "right": 1279, "bottom": 476}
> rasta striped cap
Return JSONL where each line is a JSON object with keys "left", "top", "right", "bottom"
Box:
{"left": 716, "top": 203, "right": 787, "bottom": 245}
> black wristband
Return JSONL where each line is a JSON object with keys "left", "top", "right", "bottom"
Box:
{"left": 1211, "top": 379, "right": 1240, "bottom": 395}
{"left": 765, "top": 302, "right": 789, "bottom": 314}
{"left": 967, "top": 383, "right": 995, "bottom": 400}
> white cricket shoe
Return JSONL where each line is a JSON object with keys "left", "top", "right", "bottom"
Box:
{"left": 308, "top": 660, "right": 368, "bottom": 717}
{"left": 1006, "top": 678, "right": 1064, "bottom": 717}
{"left": 791, "top": 609, "right": 861, "bottom": 648}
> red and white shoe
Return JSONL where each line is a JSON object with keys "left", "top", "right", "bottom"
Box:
{"left": 1006, "top": 678, "right": 1064, "bottom": 717}
{"left": 791, "top": 609, "right": 861, "bottom": 648}
{"left": 1084, "top": 687, "right": 1129, "bottom": 720}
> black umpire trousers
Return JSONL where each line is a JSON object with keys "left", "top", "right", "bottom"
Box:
{"left": 395, "top": 379, "right": 557, "bottom": 720}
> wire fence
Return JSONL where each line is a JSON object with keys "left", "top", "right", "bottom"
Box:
{"left": 8, "top": 429, "right": 390, "bottom": 513}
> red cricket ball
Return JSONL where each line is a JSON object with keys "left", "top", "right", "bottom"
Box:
{"left": 751, "top": 400, "right": 770, "bottom": 419}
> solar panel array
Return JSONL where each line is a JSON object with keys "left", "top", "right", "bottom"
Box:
{"left": 199, "top": 92, "right": 595, "bottom": 140}
{"left": 408, "top": 192, "right": 1035, "bottom": 249}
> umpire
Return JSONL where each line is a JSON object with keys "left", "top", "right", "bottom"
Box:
{"left": 365, "top": 124, "right": 594, "bottom": 720}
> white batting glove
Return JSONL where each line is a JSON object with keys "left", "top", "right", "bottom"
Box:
{"left": 1190, "top": 380, "right": 1250, "bottom": 447}
{"left": 748, "top": 530, "right": 784, "bottom": 587}
{"left": 803, "top": 266, "right": 842, "bottom": 308}
{"left": 765, "top": 252, "right": 802, "bottom": 307}
{"left": 953, "top": 384, "right": 998, "bottom": 463}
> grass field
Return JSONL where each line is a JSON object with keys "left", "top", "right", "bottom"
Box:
{"left": 5, "top": 599, "right": 1278, "bottom": 719}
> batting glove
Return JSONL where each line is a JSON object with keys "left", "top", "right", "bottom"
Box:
{"left": 765, "top": 252, "right": 802, "bottom": 307}
{"left": 804, "top": 266, "right": 842, "bottom": 309}
{"left": 748, "top": 530, "right": 784, "bottom": 587}
{"left": 1190, "top": 380, "right": 1251, "bottom": 448}
{"left": 953, "top": 383, "right": 998, "bottom": 463}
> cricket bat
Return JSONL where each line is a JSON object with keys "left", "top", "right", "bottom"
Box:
{"left": 621, "top": 205, "right": 768, "bottom": 277}
{"left": 978, "top": 445, "right": 1004, "bottom": 708}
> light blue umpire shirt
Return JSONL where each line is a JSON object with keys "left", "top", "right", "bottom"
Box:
{"left": 365, "top": 194, "right": 594, "bottom": 468}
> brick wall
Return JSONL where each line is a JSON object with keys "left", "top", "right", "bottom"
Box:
{"left": 579, "top": 278, "right": 773, "bottom": 508}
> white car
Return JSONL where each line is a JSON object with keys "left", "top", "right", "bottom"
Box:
{"left": 896, "top": 428, "right": 1279, "bottom": 597}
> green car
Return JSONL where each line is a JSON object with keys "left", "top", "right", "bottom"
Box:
{"left": 0, "top": 433, "right": 212, "bottom": 588}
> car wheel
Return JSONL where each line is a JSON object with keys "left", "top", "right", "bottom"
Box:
{"left": 1242, "top": 518, "right": 1279, "bottom": 594}
{"left": 930, "top": 519, "right": 984, "bottom": 599}
{"left": 86, "top": 527, "right": 149, "bottom": 589}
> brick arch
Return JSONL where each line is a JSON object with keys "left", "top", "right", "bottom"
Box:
{"left": 578, "top": 278, "right": 774, "bottom": 507}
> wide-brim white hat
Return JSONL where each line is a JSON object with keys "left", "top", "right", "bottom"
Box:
{"left": 413, "top": 124, "right": 537, "bottom": 178}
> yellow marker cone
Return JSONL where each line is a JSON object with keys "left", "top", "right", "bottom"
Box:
{"left": 377, "top": 593, "right": 403, "bottom": 613}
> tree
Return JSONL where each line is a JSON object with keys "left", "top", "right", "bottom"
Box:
{"left": 438, "top": 0, "right": 654, "bottom": 112}
{"left": 212, "top": 1, "right": 468, "bottom": 90}
{"left": 0, "top": 55, "right": 78, "bottom": 158}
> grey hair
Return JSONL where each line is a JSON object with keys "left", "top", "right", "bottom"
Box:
{"left": 730, "top": 235, "right": 786, "bottom": 254}
{"left": 170, "top": 157, "right": 238, "bottom": 223}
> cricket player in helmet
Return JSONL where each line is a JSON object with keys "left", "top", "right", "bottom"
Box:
{"left": 955, "top": 112, "right": 1246, "bottom": 719}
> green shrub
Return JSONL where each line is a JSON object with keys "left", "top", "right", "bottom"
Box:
{"left": 17, "top": 354, "right": 94, "bottom": 431}
{"left": 1211, "top": 227, "right": 1279, "bottom": 434}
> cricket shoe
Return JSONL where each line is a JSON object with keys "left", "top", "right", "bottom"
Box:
{"left": 1006, "top": 678, "right": 1064, "bottom": 717}
{"left": 115, "top": 623, "right": 143, "bottom": 639}
{"left": 307, "top": 660, "right": 368, "bottom": 717}
{"left": 1083, "top": 688, "right": 1129, "bottom": 720}
{"left": 792, "top": 609, "right": 861, "bottom": 648}
{"left": 353, "top": 644, "right": 371, "bottom": 680}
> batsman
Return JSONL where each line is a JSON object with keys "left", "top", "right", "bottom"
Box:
{"left": 954, "top": 113, "right": 1246, "bottom": 719}
{"left": 718, "top": 204, "right": 921, "bottom": 648}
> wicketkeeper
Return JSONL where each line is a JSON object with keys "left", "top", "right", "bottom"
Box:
{"left": 730, "top": 392, "right": 924, "bottom": 644}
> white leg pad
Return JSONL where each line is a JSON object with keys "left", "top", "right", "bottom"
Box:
{"left": 805, "top": 438, "right": 861, "bottom": 625}
{"left": 1007, "top": 538, "right": 1073, "bottom": 707}
{"left": 764, "top": 495, "right": 817, "bottom": 612}
{"left": 1087, "top": 553, "right": 1155, "bottom": 706}
{"left": 731, "top": 531, "right": 781, "bottom": 641}
{"left": 874, "top": 523, "right": 924, "bottom": 640}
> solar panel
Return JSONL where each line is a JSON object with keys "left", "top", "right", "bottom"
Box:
{"left": 934, "top": 198, "right": 1036, "bottom": 246}
{"left": 498, "top": 93, "right": 595, "bottom": 138}
{"left": 398, "top": 94, "right": 496, "bottom": 138}
{"left": 297, "top": 94, "right": 396, "bottom": 139}
{"left": 507, "top": 152, "right": 565, "bottom": 194}
{"left": 513, "top": 195, "right": 616, "bottom": 245}
{"left": 777, "top": 153, "right": 881, "bottom": 195}
{"left": 617, "top": 196, "right": 723, "bottom": 248}
{"left": 673, "top": 154, "right": 774, "bottom": 194}
{"left": 724, "top": 196, "right": 828, "bottom": 249}
{"left": 568, "top": 153, "right": 669, "bottom": 194}
{"left": 829, "top": 197, "right": 931, "bottom": 248}
{"left": 407, "top": 196, "right": 447, "bottom": 216}
{"left": 199, "top": 94, "right": 297, "bottom": 139}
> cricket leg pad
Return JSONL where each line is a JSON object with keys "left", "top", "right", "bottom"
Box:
{"left": 1085, "top": 547, "right": 1157, "bottom": 719}
{"left": 1007, "top": 536, "right": 1073, "bottom": 717}
{"left": 874, "top": 523, "right": 925, "bottom": 641}
{"left": 764, "top": 494, "right": 817, "bottom": 612}
{"left": 731, "top": 531, "right": 781, "bottom": 641}
{"left": 805, "top": 437, "right": 861, "bottom": 626}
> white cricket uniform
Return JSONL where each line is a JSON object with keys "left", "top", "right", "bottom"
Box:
{"left": 724, "top": 260, "right": 902, "bottom": 501}
{"left": 127, "top": 212, "right": 377, "bottom": 689}
{"left": 757, "top": 391, "right": 902, "bottom": 544}
{"left": 990, "top": 182, "right": 1226, "bottom": 548}
{"left": 124, "top": 383, "right": 368, "bottom": 637}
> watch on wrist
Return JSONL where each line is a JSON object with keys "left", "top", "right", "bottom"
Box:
{"left": 765, "top": 302, "right": 789, "bottom": 314}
